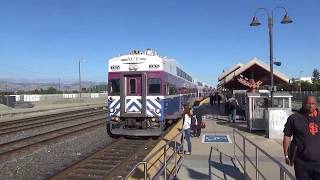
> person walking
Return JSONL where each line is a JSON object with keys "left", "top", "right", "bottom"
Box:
{"left": 224, "top": 94, "right": 230, "bottom": 115}
{"left": 217, "top": 93, "right": 222, "bottom": 106}
{"left": 182, "top": 104, "right": 193, "bottom": 155}
{"left": 210, "top": 93, "right": 214, "bottom": 106}
{"left": 192, "top": 100, "right": 203, "bottom": 137}
{"left": 213, "top": 93, "right": 217, "bottom": 104}
{"left": 228, "top": 96, "right": 238, "bottom": 123}
{"left": 283, "top": 96, "right": 320, "bottom": 179}
{"left": 217, "top": 93, "right": 222, "bottom": 113}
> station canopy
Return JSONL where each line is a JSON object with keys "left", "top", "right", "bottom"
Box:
{"left": 217, "top": 58, "right": 289, "bottom": 90}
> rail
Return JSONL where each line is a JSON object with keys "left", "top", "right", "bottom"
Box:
{"left": 126, "top": 131, "right": 184, "bottom": 180}
{"left": 233, "top": 129, "right": 295, "bottom": 180}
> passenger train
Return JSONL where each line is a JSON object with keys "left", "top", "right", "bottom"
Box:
{"left": 107, "top": 49, "right": 211, "bottom": 137}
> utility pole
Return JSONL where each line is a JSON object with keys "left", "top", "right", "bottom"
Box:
{"left": 5, "top": 81, "right": 8, "bottom": 93}
{"left": 78, "top": 60, "right": 82, "bottom": 99}
{"left": 58, "top": 78, "right": 61, "bottom": 92}
{"left": 299, "top": 70, "right": 303, "bottom": 93}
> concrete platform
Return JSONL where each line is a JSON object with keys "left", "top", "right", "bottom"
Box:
{"left": 175, "top": 103, "right": 295, "bottom": 180}
{"left": 127, "top": 98, "right": 209, "bottom": 180}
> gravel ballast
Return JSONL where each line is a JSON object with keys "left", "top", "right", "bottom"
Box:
{"left": 0, "top": 126, "right": 114, "bottom": 180}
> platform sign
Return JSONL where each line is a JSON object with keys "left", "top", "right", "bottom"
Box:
{"left": 202, "top": 134, "right": 232, "bottom": 143}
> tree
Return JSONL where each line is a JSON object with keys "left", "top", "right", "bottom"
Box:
{"left": 89, "top": 84, "right": 107, "bottom": 93}
{"left": 46, "top": 87, "right": 58, "bottom": 94}
{"left": 312, "top": 68, "right": 320, "bottom": 84}
{"left": 277, "top": 83, "right": 291, "bottom": 91}
{"left": 301, "top": 81, "right": 316, "bottom": 91}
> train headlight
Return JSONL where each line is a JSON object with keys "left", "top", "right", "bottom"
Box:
{"left": 112, "top": 116, "right": 120, "bottom": 122}
{"left": 109, "top": 97, "right": 114, "bottom": 101}
{"left": 155, "top": 108, "right": 161, "bottom": 114}
{"left": 109, "top": 108, "right": 114, "bottom": 113}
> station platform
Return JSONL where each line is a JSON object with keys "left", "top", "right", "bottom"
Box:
{"left": 126, "top": 100, "right": 295, "bottom": 179}
{"left": 175, "top": 102, "right": 295, "bottom": 180}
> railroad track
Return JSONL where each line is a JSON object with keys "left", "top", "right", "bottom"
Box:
{"left": 49, "top": 137, "right": 157, "bottom": 180}
{"left": 48, "top": 120, "right": 178, "bottom": 180}
{"left": 0, "top": 117, "right": 106, "bottom": 162}
{"left": 0, "top": 109, "right": 106, "bottom": 136}
{"left": 0, "top": 106, "right": 104, "bottom": 128}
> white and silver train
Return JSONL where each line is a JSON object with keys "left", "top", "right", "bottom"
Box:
{"left": 107, "top": 49, "right": 211, "bottom": 137}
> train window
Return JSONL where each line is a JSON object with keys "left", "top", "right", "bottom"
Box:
{"left": 169, "top": 85, "right": 176, "bottom": 95}
{"left": 148, "top": 78, "right": 161, "bottom": 94}
{"left": 109, "top": 79, "right": 120, "bottom": 95}
{"left": 129, "top": 79, "right": 136, "bottom": 94}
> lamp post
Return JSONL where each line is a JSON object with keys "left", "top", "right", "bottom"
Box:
{"left": 299, "top": 70, "right": 303, "bottom": 93}
{"left": 250, "top": 7, "right": 293, "bottom": 107}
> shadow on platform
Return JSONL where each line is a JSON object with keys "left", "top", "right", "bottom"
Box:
{"left": 208, "top": 147, "right": 245, "bottom": 180}
{"left": 174, "top": 165, "right": 210, "bottom": 180}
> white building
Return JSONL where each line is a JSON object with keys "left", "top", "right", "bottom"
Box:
{"left": 299, "top": 77, "right": 312, "bottom": 83}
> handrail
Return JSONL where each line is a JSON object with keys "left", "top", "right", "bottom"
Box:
{"left": 125, "top": 130, "right": 184, "bottom": 180}
{"left": 126, "top": 161, "right": 148, "bottom": 180}
{"left": 146, "top": 131, "right": 182, "bottom": 160}
{"left": 233, "top": 129, "right": 295, "bottom": 180}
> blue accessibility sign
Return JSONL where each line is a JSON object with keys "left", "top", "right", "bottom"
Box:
{"left": 202, "top": 134, "right": 232, "bottom": 143}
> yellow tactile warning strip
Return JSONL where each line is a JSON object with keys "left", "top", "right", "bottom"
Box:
{"left": 127, "top": 98, "right": 208, "bottom": 180}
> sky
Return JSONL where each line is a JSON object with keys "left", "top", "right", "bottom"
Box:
{"left": 0, "top": 0, "right": 319, "bottom": 85}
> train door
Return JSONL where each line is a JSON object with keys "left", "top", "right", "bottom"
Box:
{"left": 120, "top": 73, "right": 146, "bottom": 117}
{"left": 125, "top": 76, "right": 142, "bottom": 113}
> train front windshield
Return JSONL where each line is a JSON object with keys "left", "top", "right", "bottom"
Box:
{"left": 148, "top": 78, "right": 161, "bottom": 95}
{"left": 109, "top": 79, "right": 120, "bottom": 95}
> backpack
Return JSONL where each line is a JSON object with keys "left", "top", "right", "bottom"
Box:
{"left": 200, "top": 121, "right": 206, "bottom": 129}
{"left": 230, "top": 100, "right": 237, "bottom": 109}
{"left": 192, "top": 115, "right": 198, "bottom": 126}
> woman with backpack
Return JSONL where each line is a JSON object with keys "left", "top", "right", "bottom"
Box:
{"left": 182, "top": 104, "right": 193, "bottom": 155}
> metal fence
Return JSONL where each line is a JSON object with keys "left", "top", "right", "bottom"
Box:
{"left": 10, "top": 93, "right": 107, "bottom": 102}
{"left": 233, "top": 129, "right": 295, "bottom": 180}
{"left": 126, "top": 131, "right": 184, "bottom": 180}
{"left": 290, "top": 91, "right": 320, "bottom": 101}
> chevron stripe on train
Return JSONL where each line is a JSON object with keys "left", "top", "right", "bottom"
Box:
{"left": 146, "top": 98, "right": 162, "bottom": 117}
{"left": 109, "top": 97, "right": 163, "bottom": 117}
{"left": 108, "top": 97, "right": 120, "bottom": 116}
{"left": 126, "top": 98, "right": 142, "bottom": 113}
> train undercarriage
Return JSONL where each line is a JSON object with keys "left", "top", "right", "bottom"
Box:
{"left": 107, "top": 117, "right": 166, "bottom": 137}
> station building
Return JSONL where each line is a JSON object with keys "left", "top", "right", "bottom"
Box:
{"left": 217, "top": 58, "right": 289, "bottom": 91}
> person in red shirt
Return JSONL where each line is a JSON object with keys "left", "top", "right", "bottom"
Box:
{"left": 283, "top": 96, "right": 320, "bottom": 179}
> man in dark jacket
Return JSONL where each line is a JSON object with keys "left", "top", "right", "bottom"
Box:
{"left": 228, "top": 97, "right": 238, "bottom": 123}
{"left": 283, "top": 96, "right": 320, "bottom": 179}
{"left": 210, "top": 93, "right": 214, "bottom": 106}
{"left": 192, "top": 100, "right": 203, "bottom": 137}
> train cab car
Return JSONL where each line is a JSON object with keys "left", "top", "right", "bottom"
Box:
{"left": 107, "top": 49, "right": 197, "bottom": 137}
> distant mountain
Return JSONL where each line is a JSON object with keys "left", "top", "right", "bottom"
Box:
{"left": 0, "top": 79, "right": 106, "bottom": 92}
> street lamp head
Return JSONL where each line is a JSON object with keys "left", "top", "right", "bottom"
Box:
{"left": 250, "top": 16, "right": 261, "bottom": 26}
{"left": 281, "top": 13, "right": 293, "bottom": 24}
